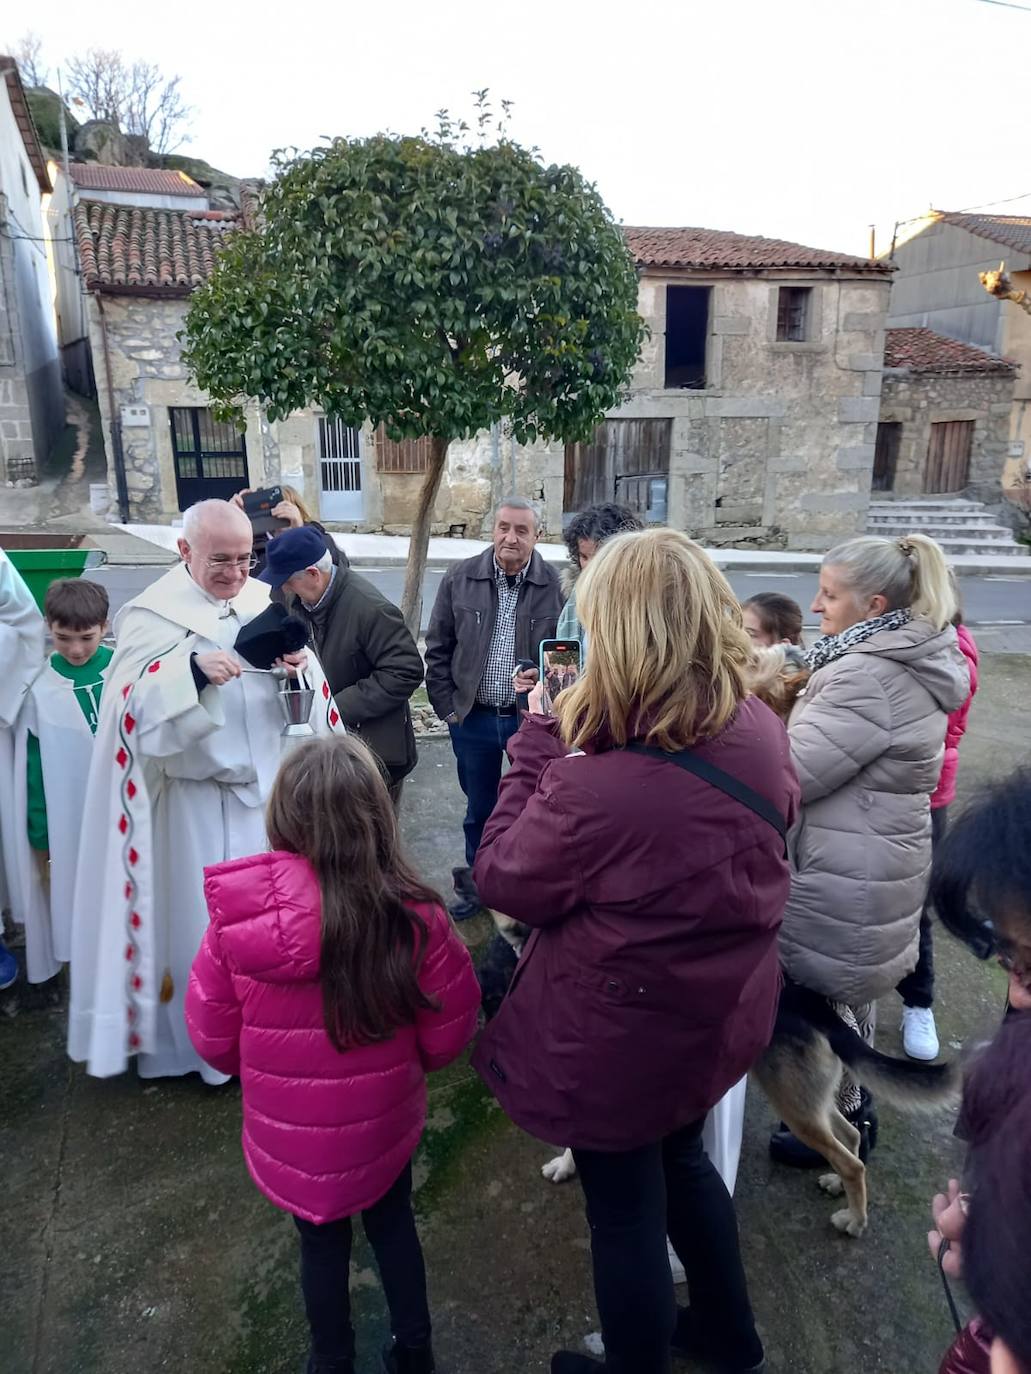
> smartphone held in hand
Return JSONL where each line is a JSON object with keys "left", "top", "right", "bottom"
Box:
{"left": 539, "top": 639, "right": 582, "bottom": 710}
{"left": 242, "top": 486, "right": 288, "bottom": 535}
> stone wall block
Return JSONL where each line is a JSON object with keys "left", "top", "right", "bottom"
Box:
{"left": 838, "top": 396, "right": 880, "bottom": 424}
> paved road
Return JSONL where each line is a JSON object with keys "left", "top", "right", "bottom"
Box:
{"left": 85, "top": 563, "right": 1031, "bottom": 638}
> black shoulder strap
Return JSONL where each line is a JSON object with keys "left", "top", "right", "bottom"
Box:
{"left": 623, "top": 741, "right": 788, "bottom": 852}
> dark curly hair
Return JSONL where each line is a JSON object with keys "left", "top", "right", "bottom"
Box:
{"left": 564, "top": 502, "right": 644, "bottom": 568}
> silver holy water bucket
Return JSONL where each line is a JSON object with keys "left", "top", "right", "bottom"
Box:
{"left": 276, "top": 676, "right": 316, "bottom": 752}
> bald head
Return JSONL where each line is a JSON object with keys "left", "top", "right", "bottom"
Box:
{"left": 178, "top": 500, "right": 255, "bottom": 600}
{"left": 182, "top": 499, "right": 251, "bottom": 544}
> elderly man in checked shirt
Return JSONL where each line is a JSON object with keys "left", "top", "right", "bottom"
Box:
{"left": 425, "top": 498, "right": 563, "bottom": 920}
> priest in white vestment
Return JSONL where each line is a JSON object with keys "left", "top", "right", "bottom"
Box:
{"left": 68, "top": 501, "right": 343, "bottom": 1081}
{"left": 0, "top": 550, "right": 46, "bottom": 980}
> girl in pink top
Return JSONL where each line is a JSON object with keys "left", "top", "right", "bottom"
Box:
{"left": 186, "top": 735, "right": 480, "bottom": 1374}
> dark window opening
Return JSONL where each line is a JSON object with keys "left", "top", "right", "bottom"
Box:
{"left": 873, "top": 422, "right": 901, "bottom": 492}
{"left": 776, "top": 286, "right": 812, "bottom": 342}
{"left": 664, "top": 286, "right": 709, "bottom": 389}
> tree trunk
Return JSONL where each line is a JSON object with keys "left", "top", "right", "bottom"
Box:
{"left": 400, "top": 434, "right": 450, "bottom": 640}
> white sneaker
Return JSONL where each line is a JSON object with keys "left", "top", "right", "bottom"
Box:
{"left": 902, "top": 1006, "right": 939, "bottom": 1061}
{"left": 667, "top": 1237, "right": 686, "bottom": 1284}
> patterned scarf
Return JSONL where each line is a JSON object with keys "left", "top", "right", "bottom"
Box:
{"left": 805, "top": 608, "right": 913, "bottom": 673}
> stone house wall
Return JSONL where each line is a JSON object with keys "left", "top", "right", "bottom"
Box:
{"left": 879, "top": 368, "right": 1015, "bottom": 503}
{"left": 607, "top": 272, "right": 890, "bottom": 550}
{"left": 88, "top": 292, "right": 563, "bottom": 534}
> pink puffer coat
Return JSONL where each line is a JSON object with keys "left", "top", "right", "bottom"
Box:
{"left": 930, "top": 624, "right": 979, "bottom": 810}
{"left": 186, "top": 850, "right": 480, "bottom": 1224}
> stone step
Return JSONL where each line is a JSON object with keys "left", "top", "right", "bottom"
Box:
{"left": 864, "top": 531, "right": 1027, "bottom": 556}
{"left": 868, "top": 520, "right": 1017, "bottom": 541}
{"left": 868, "top": 512, "right": 1000, "bottom": 528}
{"left": 868, "top": 501, "right": 984, "bottom": 515}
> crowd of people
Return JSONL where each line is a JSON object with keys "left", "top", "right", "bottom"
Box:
{"left": 0, "top": 494, "right": 1025, "bottom": 1374}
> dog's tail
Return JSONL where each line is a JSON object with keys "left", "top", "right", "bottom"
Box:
{"left": 782, "top": 983, "right": 961, "bottom": 1110}
{"left": 829, "top": 1022, "right": 960, "bottom": 1109}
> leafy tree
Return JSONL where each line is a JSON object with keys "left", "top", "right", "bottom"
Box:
{"left": 182, "top": 102, "right": 645, "bottom": 634}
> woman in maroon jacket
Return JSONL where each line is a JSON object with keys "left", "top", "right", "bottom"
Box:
{"left": 471, "top": 529, "right": 800, "bottom": 1374}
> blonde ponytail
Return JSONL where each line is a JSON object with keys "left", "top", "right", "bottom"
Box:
{"left": 895, "top": 533, "right": 956, "bottom": 630}
{"left": 824, "top": 532, "right": 957, "bottom": 630}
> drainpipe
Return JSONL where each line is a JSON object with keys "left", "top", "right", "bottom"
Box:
{"left": 96, "top": 292, "right": 130, "bottom": 524}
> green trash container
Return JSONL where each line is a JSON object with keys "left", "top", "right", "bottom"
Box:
{"left": 4, "top": 548, "right": 108, "bottom": 613}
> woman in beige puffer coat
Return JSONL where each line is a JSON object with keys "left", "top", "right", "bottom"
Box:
{"left": 780, "top": 533, "right": 971, "bottom": 1007}
{"left": 770, "top": 532, "right": 971, "bottom": 1167}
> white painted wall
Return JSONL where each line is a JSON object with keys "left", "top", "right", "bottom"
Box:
{"left": 0, "top": 80, "right": 59, "bottom": 377}
{"left": 73, "top": 187, "right": 208, "bottom": 212}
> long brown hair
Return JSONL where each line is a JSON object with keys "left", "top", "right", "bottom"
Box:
{"left": 266, "top": 735, "right": 441, "bottom": 1050}
{"left": 555, "top": 528, "right": 753, "bottom": 751}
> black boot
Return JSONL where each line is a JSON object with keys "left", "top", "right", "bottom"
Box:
{"left": 382, "top": 1337, "right": 436, "bottom": 1373}
{"left": 768, "top": 1088, "right": 878, "bottom": 1169}
{"left": 447, "top": 866, "right": 484, "bottom": 923}
{"left": 670, "top": 1305, "right": 765, "bottom": 1371}
{"left": 550, "top": 1354, "right": 606, "bottom": 1372}
{"left": 306, "top": 1357, "right": 354, "bottom": 1373}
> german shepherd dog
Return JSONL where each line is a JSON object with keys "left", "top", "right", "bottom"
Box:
{"left": 479, "top": 919, "right": 960, "bottom": 1237}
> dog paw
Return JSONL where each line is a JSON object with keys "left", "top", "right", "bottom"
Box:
{"left": 830, "top": 1208, "right": 867, "bottom": 1238}
{"left": 542, "top": 1150, "right": 577, "bottom": 1183}
{"left": 818, "top": 1172, "right": 844, "bottom": 1196}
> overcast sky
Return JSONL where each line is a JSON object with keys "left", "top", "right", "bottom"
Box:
{"left": 16, "top": 0, "right": 1031, "bottom": 257}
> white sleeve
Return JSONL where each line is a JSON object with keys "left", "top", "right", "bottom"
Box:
{"left": 128, "top": 639, "right": 227, "bottom": 761}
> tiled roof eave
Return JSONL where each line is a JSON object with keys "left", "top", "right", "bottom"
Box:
{"left": 637, "top": 259, "right": 892, "bottom": 276}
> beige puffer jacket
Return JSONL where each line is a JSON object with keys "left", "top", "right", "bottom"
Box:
{"left": 780, "top": 618, "right": 971, "bottom": 1005}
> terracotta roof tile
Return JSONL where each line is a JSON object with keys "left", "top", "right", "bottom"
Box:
{"left": 75, "top": 199, "right": 239, "bottom": 293}
{"left": 622, "top": 225, "right": 891, "bottom": 275}
{"left": 936, "top": 212, "right": 1031, "bottom": 256}
{"left": 884, "top": 327, "right": 1016, "bottom": 374}
{"left": 69, "top": 164, "right": 205, "bottom": 197}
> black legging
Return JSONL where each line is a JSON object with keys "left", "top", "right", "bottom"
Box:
{"left": 293, "top": 1161, "right": 430, "bottom": 1365}
{"left": 573, "top": 1118, "right": 763, "bottom": 1374}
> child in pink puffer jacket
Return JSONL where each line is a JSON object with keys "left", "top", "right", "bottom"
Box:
{"left": 186, "top": 735, "right": 480, "bottom": 1374}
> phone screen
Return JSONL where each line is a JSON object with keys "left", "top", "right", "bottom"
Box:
{"left": 539, "top": 640, "right": 582, "bottom": 709}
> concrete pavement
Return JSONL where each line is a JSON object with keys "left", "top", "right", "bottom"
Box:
{"left": 4, "top": 653, "right": 1028, "bottom": 1374}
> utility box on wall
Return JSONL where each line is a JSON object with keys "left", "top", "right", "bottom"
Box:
{"left": 121, "top": 405, "right": 150, "bottom": 427}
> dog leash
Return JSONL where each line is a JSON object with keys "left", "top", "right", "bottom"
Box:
{"left": 937, "top": 1240, "right": 963, "bottom": 1334}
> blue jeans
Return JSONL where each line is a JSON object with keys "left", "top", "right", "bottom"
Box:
{"left": 449, "top": 706, "right": 520, "bottom": 866}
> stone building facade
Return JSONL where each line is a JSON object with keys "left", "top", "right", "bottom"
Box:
{"left": 876, "top": 327, "right": 1016, "bottom": 502}
{"left": 569, "top": 228, "right": 893, "bottom": 551}
{"left": 0, "top": 56, "right": 63, "bottom": 485}
{"left": 73, "top": 196, "right": 894, "bottom": 547}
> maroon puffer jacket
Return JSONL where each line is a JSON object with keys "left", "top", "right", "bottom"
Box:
{"left": 938, "top": 1318, "right": 994, "bottom": 1374}
{"left": 471, "top": 701, "right": 800, "bottom": 1151}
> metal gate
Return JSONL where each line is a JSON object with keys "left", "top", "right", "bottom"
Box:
{"left": 317, "top": 417, "right": 364, "bottom": 521}
{"left": 924, "top": 421, "right": 973, "bottom": 494}
{"left": 169, "top": 407, "right": 248, "bottom": 509}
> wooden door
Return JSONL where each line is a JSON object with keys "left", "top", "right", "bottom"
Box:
{"left": 924, "top": 421, "right": 973, "bottom": 494}
{"left": 564, "top": 418, "right": 672, "bottom": 516}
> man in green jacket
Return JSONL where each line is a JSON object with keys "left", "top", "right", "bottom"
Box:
{"left": 260, "top": 527, "right": 424, "bottom": 804}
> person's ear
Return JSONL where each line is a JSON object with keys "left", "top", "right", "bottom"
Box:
{"left": 177, "top": 537, "right": 190, "bottom": 561}
{"left": 868, "top": 593, "right": 889, "bottom": 618}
